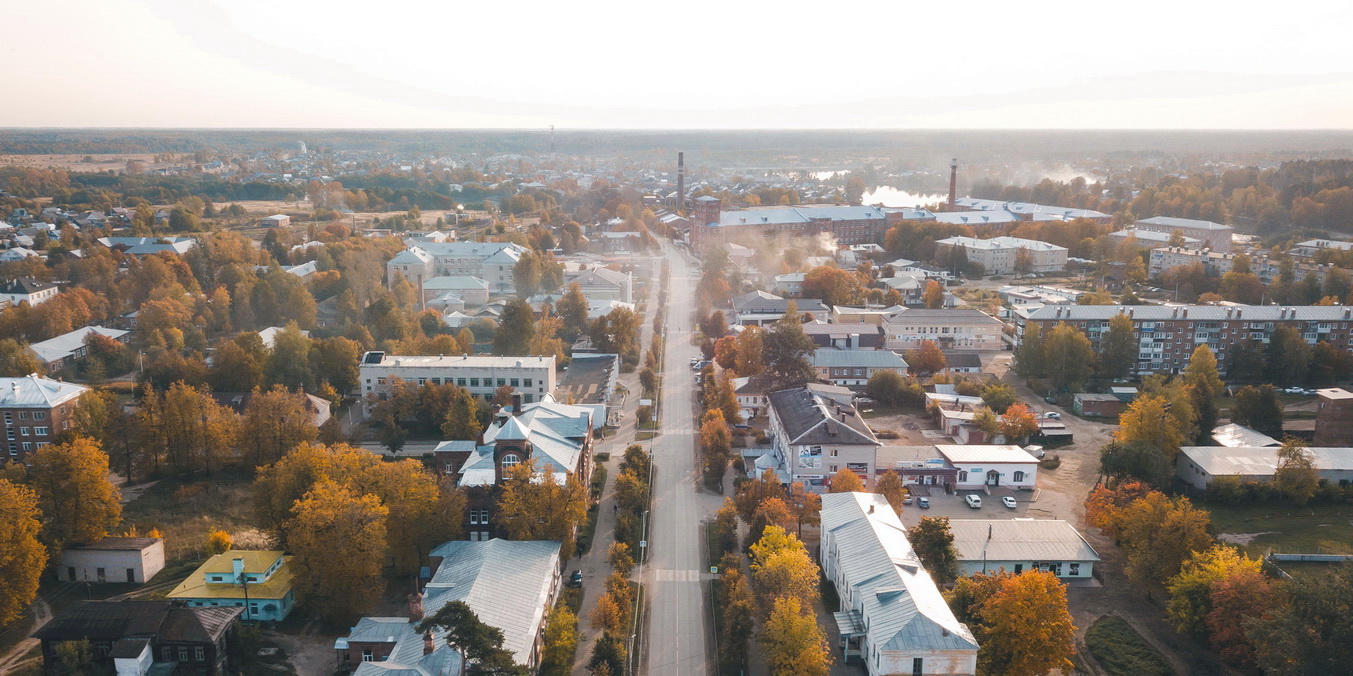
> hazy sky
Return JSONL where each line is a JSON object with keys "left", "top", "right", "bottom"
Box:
{"left": 7, "top": 0, "right": 1353, "bottom": 129}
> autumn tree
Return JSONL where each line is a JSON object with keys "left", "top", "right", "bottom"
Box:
{"left": 734, "top": 325, "right": 766, "bottom": 377}
{"left": 0, "top": 337, "right": 42, "bottom": 376}
{"left": 495, "top": 458, "right": 590, "bottom": 559}
{"left": 287, "top": 480, "right": 388, "bottom": 626}
{"left": 1182, "top": 344, "right": 1225, "bottom": 443}
{"left": 785, "top": 482, "right": 821, "bottom": 537}
{"left": 733, "top": 468, "right": 786, "bottom": 521}
{"left": 906, "top": 340, "right": 947, "bottom": 376}
{"left": 239, "top": 386, "right": 319, "bottom": 468}
{"left": 1116, "top": 491, "right": 1213, "bottom": 585}
{"left": 440, "top": 387, "right": 483, "bottom": 440}
{"left": 1206, "top": 567, "right": 1278, "bottom": 670}
{"left": 980, "top": 382, "right": 1017, "bottom": 414}
{"left": 1165, "top": 544, "right": 1263, "bottom": 638}
{"left": 977, "top": 571, "right": 1076, "bottom": 676}
{"left": 876, "top": 470, "right": 907, "bottom": 516}
{"left": 1114, "top": 394, "right": 1187, "bottom": 455}
{"left": 801, "top": 266, "right": 862, "bottom": 306}
{"left": 1043, "top": 322, "right": 1095, "bottom": 391}
{"left": 922, "top": 279, "right": 945, "bottom": 309}
{"left": 1098, "top": 440, "right": 1171, "bottom": 488}
{"left": 1097, "top": 313, "right": 1137, "bottom": 379}
{"left": 1082, "top": 480, "right": 1152, "bottom": 540}
{"left": 827, "top": 469, "right": 865, "bottom": 493}
{"left": 539, "top": 605, "right": 580, "bottom": 676}
{"left": 998, "top": 402, "right": 1039, "bottom": 444}
{"left": 1274, "top": 437, "right": 1320, "bottom": 505}
{"left": 761, "top": 597, "right": 832, "bottom": 676}
{"left": 205, "top": 528, "right": 233, "bottom": 555}
{"left": 749, "top": 526, "right": 820, "bottom": 610}
{"left": 908, "top": 516, "right": 960, "bottom": 585}
{"left": 27, "top": 437, "right": 122, "bottom": 552}
{"left": 0, "top": 479, "right": 47, "bottom": 626}
{"left": 1231, "top": 384, "right": 1284, "bottom": 437}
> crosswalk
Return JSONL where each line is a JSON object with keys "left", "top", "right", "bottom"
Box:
{"left": 653, "top": 569, "right": 704, "bottom": 582}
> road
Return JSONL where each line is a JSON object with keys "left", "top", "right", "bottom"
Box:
{"left": 640, "top": 244, "right": 723, "bottom": 676}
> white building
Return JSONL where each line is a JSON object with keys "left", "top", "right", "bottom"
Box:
{"left": 810, "top": 349, "right": 909, "bottom": 387}
{"left": 773, "top": 272, "right": 805, "bottom": 295}
{"left": 359, "top": 352, "right": 556, "bottom": 414}
{"left": 882, "top": 309, "right": 1005, "bottom": 351}
{"left": 58, "top": 537, "right": 165, "bottom": 584}
{"left": 386, "top": 242, "right": 527, "bottom": 294}
{"left": 767, "top": 385, "right": 879, "bottom": 491}
{"left": 1176, "top": 445, "right": 1353, "bottom": 490}
{"left": 1292, "top": 239, "right": 1353, "bottom": 259}
{"left": 820, "top": 492, "right": 979, "bottom": 676}
{"left": 935, "top": 445, "right": 1039, "bottom": 490}
{"left": 563, "top": 267, "right": 633, "bottom": 303}
{"left": 934, "top": 236, "right": 1068, "bottom": 274}
{"left": 1135, "top": 216, "right": 1234, "bottom": 253}
{"left": 948, "top": 520, "right": 1099, "bottom": 579}
{"left": 1106, "top": 228, "right": 1202, "bottom": 250}
{"left": 28, "top": 326, "right": 130, "bottom": 372}
{"left": 0, "top": 277, "right": 58, "bottom": 306}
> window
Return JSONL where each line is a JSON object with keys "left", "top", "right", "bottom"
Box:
{"left": 510, "top": 378, "right": 519, "bottom": 387}
{"left": 96, "top": 568, "right": 105, "bottom": 582}
{"left": 478, "top": 509, "right": 490, "bottom": 524}
{"left": 162, "top": 648, "right": 173, "bottom": 662}
{"left": 1013, "top": 471, "right": 1025, "bottom": 482}
{"left": 363, "top": 649, "right": 374, "bottom": 662}
{"left": 501, "top": 453, "right": 520, "bottom": 469}
{"left": 1070, "top": 563, "right": 1080, "bottom": 575}
{"left": 524, "top": 379, "right": 533, "bottom": 387}
{"left": 913, "top": 657, "right": 923, "bottom": 675}
{"left": 194, "top": 647, "right": 205, "bottom": 662}
{"left": 179, "top": 647, "right": 189, "bottom": 662}
{"left": 18, "top": 427, "right": 27, "bottom": 436}
{"left": 497, "top": 378, "right": 506, "bottom": 387}
{"left": 430, "top": 378, "right": 441, "bottom": 385}
{"left": 33, "top": 411, "right": 44, "bottom": 420}
{"left": 457, "top": 378, "right": 467, "bottom": 387}
{"left": 470, "top": 511, "right": 481, "bottom": 525}
{"left": 418, "top": 378, "right": 427, "bottom": 386}
{"left": 127, "top": 568, "right": 135, "bottom": 582}
{"left": 470, "top": 378, "right": 480, "bottom": 387}
{"left": 34, "top": 427, "right": 47, "bottom": 437}
{"left": 18, "top": 411, "right": 28, "bottom": 419}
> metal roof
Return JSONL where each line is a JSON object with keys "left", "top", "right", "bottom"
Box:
{"left": 1181, "top": 446, "right": 1353, "bottom": 477}
{"left": 768, "top": 386, "right": 878, "bottom": 447}
{"left": 810, "top": 349, "right": 908, "bottom": 369}
{"left": 29, "top": 326, "right": 128, "bottom": 364}
{"left": 1027, "top": 304, "right": 1353, "bottom": 322}
{"left": 936, "top": 445, "right": 1038, "bottom": 465}
{"left": 1210, "top": 423, "right": 1281, "bottom": 448}
{"left": 0, "top": 374, "right": 88, "bottom": 408}
{"left": 1137, "top": 216, "right": 1233, "bottom": 231}
{"left": 949, "top": 519, "right": 1099, "bottom": 565}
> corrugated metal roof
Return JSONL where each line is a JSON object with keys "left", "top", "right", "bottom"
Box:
{"left": 30, "top": 326, "right": 128, "bottom": 364}
{"left": 1210, "top": 423, "right": 1281, "bottom": 448}
{"left": 0, "top": 374, "right": 88, "bottom": 408}
{"left": 936, "top": 445, "right": 1038, "bottom": 465}
{"left": 1181, "top": 446, "right": 1353, "bottom": 476}
{"left": 1137, "top": 216, "right": 1233, "bottom": 231}
{"left": 1027, "top": 304, "right": 1353, "bottom": 322}
{"left": 949, "top": 519, "right": 1099, "bottom": 564}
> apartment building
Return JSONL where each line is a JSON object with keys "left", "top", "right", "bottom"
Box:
{"left": 1, "top": 374, "right": 88, "bottom": 463}
{"left": 1106, "top": 228, "right": 1202, "bottom": 250}
{"left": 1135, "top": 216, "right": 1234, "bottom": 253}
{"left": 358, "top": 352, "right": 556, "bottom": 415}
{"left": 386, "top": 241, "right": 527, "bottom": 294}
{"left": 1020, "top": 304, "right": 1353, "bottom": 375}
{"left": 1148, "top": 246, "right": 1339, "bottom": 284}
{"left": 882, "top": 309, "right": 1005, "bottom": 351}
{"left": 767, "top": 385, "right": 880, "bottom": 491}
{"left": 1292, "top": 239, "right": 1353, "bottom": 259}
{"left": 933, "top": 236, "right": 1068, "bottom": 274}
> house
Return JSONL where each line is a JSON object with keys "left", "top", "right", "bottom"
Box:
{"left": 800, "top": 323, "right": 885, "bottom": 350}
{"left": 0, "top": 374, "right": 89, "bottom": 463}
{"left": 948, "top": 520, "right": 1100, "bottom": 579}
{"left": 830, "top": 305, "right": 906, "bottom": 326}
{"left": 0, "top": 247, "right": 40, "bottom": 262}
{"left": 810, "top": 349, "right": 908, "bottom": 387}
{"left": 359, "top": 352, "right": 556, "bottom": 414}
{"left": 1211, "top": 423, "right": 1281, "bottom": 448}
{"left": 257, "top": 326, "right": 310, "bottom": 350}
{"left": 730, "top": 376, "right": 771, "bottom": 421}
{"left": 28, "top": 326, "right": 130, "bottom": 372}
{"left": 563, "top": 267, "right": 634, "bottom": 303}
{"left": 282, "top": 261, "right": 318, "bottom": 279}
{"left": 1106, "top": 228, "right": 1202, "bottom": 250}
{"left": 773, "top": 272, "right": 805, "bottom": 295}
{"left": 819, "top": 492, "right": 980, "bottom": 675}
{"left": 950, "top": 197, "right": 1112, "bottom": 224}
{"left": 935, "top": 445, "right": 1039, "bottom": 490}
{"left": 386, "top": 242, "right": 527, "bottom": 294}
{"left": 766, "top": 385, "right": 880, "bottom": 491}
{"left": 336, "top": 539, "right": 560, "bottom": 673}
{"left": 1176, "top": 446, "right": 1353, "bottom": 490}
{"left": 688, "top": 198, "right": 901, "bottom": 251}
{"left": 165, "top": 551, "right": 297, "bottom": 622}
{"left": 874, "top": 445, "right": 959, "bottom": 489}
{"left": 58, "top": 537, "right": 165, "bottom": 584}
{"left": 0, "top": 277, "right": 59, "bottom": 306}
{"left": 1292, "top": 239, "right": 1353, "bottom": 259}
{"left": 1072, "top": 393, "right": 1125, "bottom": 418}
{"left": 34, "top": 600, "right": 242, "bottom": 676}
{"left": 942, "top": 353, "right": 982, "bottom": 373}
{"left": 211, "top": 391, "right": 332, "bottom": 428}
{"left": 730, "top": 290, "right": 828, "bottom": 325}
{"left": 96, "top": 236, "right": 197, "bottom": 256}
{"left": 260, "top": 214, "right": 291, "bottom": 228}
{"left": 932, "top": 405, "right": 996, "bottom": 446}
{"left": 1135, "top": 216, "right": 1234, "bottom": 252}
{"left": 420, "top": 276, "right": 491, "bottom": 306}
{"left": 555, "top": 352, "right": 619, "bottom": 412}
{"left": 882, "top": 309, "right": 1005, "bottom": 351}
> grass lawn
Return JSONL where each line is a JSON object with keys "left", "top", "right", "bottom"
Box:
{"left": 1204, "top": 501, "right": 1353, "bottom": 557}
{"left": 635, "top": 431, "right": 659, "bottom": 441}
{"left": 120, "top": 467, "right": 264, "bottom": 563}
{"left": 1084, "top": 615, "right": 1173, "bottom": 676}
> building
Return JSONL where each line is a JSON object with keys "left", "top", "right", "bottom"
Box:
{"left": 831, "top": 305, "right": 906, "bottom": 326}
{"left": 935, "top": 445, "right": 1039, "bottom": 490}
{"left": 165, "top": 551, "right": 296, "bottom": 622}
{"left": 386, "top": 242, "right": 527, "bottom": 294}
{"left": 800, "top": 322, "right": 885, "bottom": 350}
{"left": 0, "top": 374, "right": 89, "bottom": 463}
{"left": 563, "top": 266, "right": 633, "bottom": 303}
{"left": 773, "top": 272, "right": 805, "bottom": 295}
{"left": 766, "top": 385, "right": 880, "bottom": 491}
{"left": 555, "top": 353, "right": 619, "bottom": 420}
{"left": 950, "top": 197, "right": 1112, "bottom": 224}
{"left": 1019, "top": 304, "right": 1353, "bottom": 375}
{"left": 1072, "top": 393, "right": 1126, "bottom": 418}
{"left": 819, "top": 492, "right": 980, "bottom": 675}
{"left": 1148, "top": 246, "right": 1337, "bottom": 284}
{"left": 943, "top": 352, "right": 983, "bottom": 373}
{"left": 359, "top": 352, "right": 556, "bottom": 413}
{"left": 420, "top": 276, "right": 491, "bottom": 306}
{"left": 28, "top": 326, "right": 130, "bottom": 372}
{"left": 1177, "top": 446, "right": 1353, "bottom": 490}
{"left": 0, "top": 277, "right": 58, "bottom": 306}
{"left": 1314, "top": 388, "right": 1353, "bottom": 447}
{"left": 1135, "top": 216, "right": 1233, "bottom": 252}
{"left": 260, "top": 214, "right": 290, "bottom": 228}
{"left": 882, "top": 309, "right": 1005, "bottom": 351}
{"left": 96, "top": 236, "right": 197, "bottom": 256}
{"left": 689, "top": 197, "right": 902, "bottom": 251}
{"left": 810, "top": 348, "right": 909, "bottom": 387}
{"left": 1211, "top": 423, "right": 1281, "bottom": 448}
{"left": 948, "top": 520, "right": 1099, "bottom": 579}
{"left": 933, "top": 236, "right": 1068, "bottom": 274}
{"left": 1106, "top": 228, "right": 1202, "bottom": 250}
{"left": 336, "top": 539, "right": 560, "bottom": 673}
{"left": 1292, "top": 239, "right": 1353, "bottom": 259}
{"left": 996, "top": 285, "right": 1084, "bottom": 306}
{"left": 729, "top": 290, "right": 828, "bottom": 325}
{"left": 58, "top": 537, "right": 165, "bottom": 584}
{"left": 34, "top": 600, "right": 242, "bottom": 676}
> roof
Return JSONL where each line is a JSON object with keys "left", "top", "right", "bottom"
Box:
{"left": 936, "top": 445, "right": 1038, "bottom": 465}
{"left": 424, "top": 539, "right": 561, "bottom": 664}
{"left": 935, "top": 235, "right": 1068, "bottom": 252}
{"left": 1074, "top": 393, "right": 1121, "bottom": 403}
{"left": 459, "top": 398, "right": 594, "bottom": 486}
{"left": 1108, "top": 229, "right": 1202, "bottom": 244}
{"left": 948, "top": 520, "right": 1100, "bottom": 564}
{"left": 710, "top": 204, "right": 887, "bottom": 228}
{"left": 0, "top": 277, "right": 55, "bottom": 295}
{"left": 364, "top": 355, "right": 555, "bottom": 370}
{"left": 423, "top": 276, "right": 490, "bottom": 291}
{"left": 29, "top": 326, "right": 128, "bottom": 364}
{"left": 1181, "top": 446, "right": 1353, "bottom": 477}
{"left": 166, "top": 552, "right": 294, "bottom": 601}
{"left": 1137, "top": 216, "right": 1234, "bottom": 231}
{"left": 565, "top": 267, "right": 629, "bottom": 286}
{"left": 34, "top": 600, "right": 174, "bottom": 641}
{"left": 885, "top": 308, "right": 1003, "bottom": 326}
{"left": 1211, "top": 423, "right": 1281, "bottom": 448}
{"left": 819, "top": 492, "right": 979, "bottom": 653}
{"left": 159, "top": 606, "right": 243, "bottom": 643}
{"left": 810, "top": 349, "right": 908, "bottom": 369}
{"left": 557, "top": 353, "right": 619, "bottom": 406}
{"left": 1028, "top": 304, "right": 1353, "bottom": 322}
{"left": 1318, "top": 388, "right": 1353, "bottom": 401}
{"left": 767, "top": 386, "right": 878, "bottom": 447}
{"left": 942, "top": 352, "right": 982, "bottom": 369}
{"left": 65, "top": 537, "right": 161, "bottom": 552}
{"left": 0, "top": 374, "right": 89, "bottom": 408}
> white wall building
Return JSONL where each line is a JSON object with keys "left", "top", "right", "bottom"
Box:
{"left": 934, "top": 236, "right": 1068, "bottom": 274}
{"left": 1135, "top": 216, "right": 1233, "bottom": 253}
{"left": 359, "top": 352, "right": 556, "bottom": 414}
{"left": 935, "top": 445, "right": 1039, "bottom": 490}
{"left": 767, "top": 385, "right": 879, "bottom": 491}
{"left": 386, "top": 242, "right": 527, "bottom": 294}
{"left": 948, "top": 520, "right": 1099, "bottom": 579}
{"left": 882, "top": 309, "right": 1005, "bottom": 351}
{"left": 58, "top": 537, "right": 165, "bottom": 584}
{"left": 0, "top": 277, "right": 59, "bottom": 306}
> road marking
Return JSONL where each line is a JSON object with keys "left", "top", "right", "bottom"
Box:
{"left": 653, "top": 569, "right": 703, "bottom": 582}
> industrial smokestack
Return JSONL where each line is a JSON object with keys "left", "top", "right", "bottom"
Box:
{"left": 677, "top": 152, "right": 685, "bottom": 215}
{"left": 948, "top": 158, "right": 958, "bottom": 211}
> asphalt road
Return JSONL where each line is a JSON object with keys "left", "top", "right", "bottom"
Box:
{"left": 640, "top": 244, "right": 722, "bottom": 676}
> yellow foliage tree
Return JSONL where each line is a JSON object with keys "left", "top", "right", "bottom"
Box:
{"left": 827, "top": 469, "right": 865, "bottom": 493}
{"left": 0, "top": 479, "right": 47, "bottom": 626}
{"left": 27, "top": 437, "right": 122, "bottom": 552}
{"left": 1166, "top": 544, "right": 1263, "bottom": 638}
{"left": 875, "top": 470, "right": 907, "bottom": 516}
{"left": 495, "top": 458, "right": 589, "bottom": 559}
{"left": 761, "top": 596, "right": 832, "bottom": 676}
{"left": 205, "top": 528, "right": 233, "bottom": 555}
{"left": 286, "top": 480, "right": 388, "bottom": 626}
{"left": 1114, "top": 394, "right": 1188, "bottom": 455}
{"left": 978, "top": 570, "right": 1076, "bottom": 676}
{"left": 1116, "top": 491, "right": 1213, "bottom": 585}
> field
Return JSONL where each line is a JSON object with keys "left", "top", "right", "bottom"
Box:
{"left": 119, "top": 468, "right": 266, "bottom": 563}
{"left": 0, "top": 153, "right": 167, "bottom": 172}
{"left": 1205, "top": 501, "right": 1353, "bottom": 557}
{"left": 1083, "top": 615, "right": 1174, "bottom": 676}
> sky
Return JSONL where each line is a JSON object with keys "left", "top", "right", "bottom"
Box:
{"left": 6, "top": 0, "right": 1353, "bottom": 129}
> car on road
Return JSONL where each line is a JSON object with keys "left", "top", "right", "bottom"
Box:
{"left": 917, "top": 497, "right": 930, "bottom": 509}
{"left": 1044, "top": 411, "right": 1061, "bottom": 419}
{"left": 569, "top": 570, "right": 583, "bottom": 587}
{"left": 1002, "top": 496, "right": 1017, "bottom": 509}
{"left": 964, "top": 494, "right": 982, "bottom": 509}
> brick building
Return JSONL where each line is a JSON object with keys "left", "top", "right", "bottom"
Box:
{"left": 689, "top": 196, "right": 904, "bottom": 251}
{"left": 1315, "top": 388, "right": 1353, "bottom": 447}
{"left": 1, "top": 374, "right": 88, "bottom": 463}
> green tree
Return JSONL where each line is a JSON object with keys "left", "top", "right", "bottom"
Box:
{"left": 1098, "top": 440, "right": 1172, "bottom": 488}
{"left": 556, "top": 283, "right": 589, "bottom": 340}
{"left": 1044, "top": 323, "right": 1095, "bottom": 391}
{"left": 494, "top": 299, "right": 536, "bottom": 356}
{"left": 1183, "top": 344, "right": 1225, "bottom": 444}
{"left": 763, "top": 304, "right": 817, "bottom": 388}
{"left": 440, "top": 387, "right": 483, "bottom": 440}
{"left": 512, "top": 250, "right": 542, "bottom": 298}
{"left": 1231, "top": 384, "right": 1284, "bottom": 437}
{"left": 980, "top": 382, "right": 1017, "bottom": 414}
{"left": 265, "top": 323, "right": 315, "bottom": 390}
{"left": 0, "top": 338, "right": 42, "bottom": 376}
{"left": 1097, "top": 313, "right": 1137, "bottom": 379}
{"left": 1013, "top": 322, "right": 1045, "bottom": 378}
{"left": 1274, "top": 438, "right": 1319, "bottom": 505}
{"left": 908, "top": 516, "right": 959, "bottom": 585}
{"left": 539, "top": 605, "right": 580, "bottom": 675}
{"left": 1266, "top": 325, "right": 1312, "bottom": 386}
{"left": 417, "top": 600, "right": 524, "bottom": 674}
{"left": 54, "top": 638, "right": 94, "bottom": 675}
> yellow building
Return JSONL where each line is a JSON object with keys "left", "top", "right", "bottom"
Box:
{"left": 166, "top": 551, "right": 296, "bottom": 622}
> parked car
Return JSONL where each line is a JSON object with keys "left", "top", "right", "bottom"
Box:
{"left": 917, "top": 497, "right": 930, "bottom": 509}
{"left": 1024, "top": 445, "right": 1046, "bottom": 459}
{"left": 1002, "top": 496, "right": 1017, "bottom": 509}
{"left": 964, "top": 494, "right": 982, "bottom": 509}
{"left": 903, "top": 494, "right": 914, "bottom": 505}
{"left": 1044, "top": 412, "right": 1061, "bottom": 419}
{"left": 569, "top": 570, "right": 583, "bottom": 587}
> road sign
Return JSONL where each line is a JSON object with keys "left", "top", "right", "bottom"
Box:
{"left": 639, "top": 540, "right": 648, "bottom": 549}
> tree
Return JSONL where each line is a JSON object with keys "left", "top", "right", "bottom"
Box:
{"left": 495, "top": 458, "right": 590, "bottom": 559}
{"left": 1206, "top": 567, "right": 1277, "bottom": 670}
{"left": 1114, "top": 394, "right": 1187, "bottom": 455}
{"left": 287, "top": 480, "right": 388, "bottom": 626}
{"left": 265, "top": 323, "right": 315, "bottom": 390}
{"left": 906, "top": 340, "right": 946, "bottom": 376}
{"left": 1043, "top": 323, "right": 1095, "bottom": 391}
{"left": 1098, "top": 440, "right": 1172, "bottom": 487}
{"left": 922, "top": 279, "right": 945, "bottom": 308}
{"left": 539, "top": 605, "right": 580, "bottom": 675}
{"left": 980, "top": 382, "right": 1017, "bottom": 414}
{"left": 239, "top": 386, "right": 319, "bottom": 468}
{"left": 556, "top": 283, "right": 589, "bottom": 340}
{"left": 707, "top": 373, "right": 740, "bottom": 426}
{"left": 1244, "top": 566, "right": 1353, "bottom": 675}
{"left": 418, "top": 600, "right": 523, "bottom": 675}
{"left": 908, "top": 516, "right": 960, "bottom": 585}
{"left": 876, "top": 471, "right": 907, "bottom": 516}
{"left": 1166, "top": 544, "right": 1262, "bottom": 638}
{"left": 0, "top": 337, "right": 42, "bottom": 376}
{"left": 1013, "top": 322, "right": 1045, "bottom": 377}
{"left": 801, "top": 266, "right": 861, "bottom": 307}
{"left": 733, "top": 326, "right": 766, "bottom": 377}
{"left": 512, "top": 250, "right": 542, "bottom": 298}
{"left": 1116, "top": 491, "right": 1213, "bottom": 585}
{"left": 1097, "top": 313, "right": 1137, "bottom": 379}
{"left": 1266, "top": 325, "right": 1312, "bottom": 386}
{"left": 761, "top": 597, "right": 831, "bottom": 676}
{"left": 54, "top": 638, "right": 94, "bottom": 675}
{"left": 827, "top": 469, "right": 865, "bottom": 493}
{"left": 208, "top": 339, "right": 264, "bottom": 393}
{"left": 977, "top": 571, "right": 1076, "bottom": 676}
{"left": 1274, "top": 437, "right": 1319, "bottom": 505}
{"left": 1231, "top": 384, "right": 1284, "bottom": 438}
{"left": 0, "top": 479, "right": 46, "bottom": 627}
{"left": 441, "top": 387, "right": 483, "bottom": 440}
{"left": 27, "top": 438, "right": 122, "bottom": 552}
{"left": 712, "top": 335, "right": 738, "bottom": 370}
{"left": 973, "top": 406, "right": 1001, "bottom": 438}
{"left": 607, "top": 542, "right": 635, "bottom": 577}
{"left": 997, "top": 402, "right": 1039, "bottom": 444}
{"left": 494, "top": 299, "right": 536, "bottom": 356}
{"left": 1182, "top": 344, "right": 1224, "bottom": 443}
{"left": 785, "top": 482, "right": 821, "bottom": 537}
{"left": 311, "top": 337, "right": 362, "bottom": 395}
{"left": 205, "top": 527, "right": 233, "bottom": 555}
{"left": 762, "top": 307, "right": 817, "bottom": 388}
{"left": 865, "top": 369, "right": 910, "bottom": 408}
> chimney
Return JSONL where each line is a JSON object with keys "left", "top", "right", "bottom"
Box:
{"left": 677, "top": 152, "right": 685, "bottom": 214}
{"left": 948, "top": 158, "right": 958, "bottom": 211}
{"left": 868, "top": 504, "right": 875, "bottom": 514}
{"left": 423, "top": 631, "right": 435, "bottom": 656}
{"left": 408, "top": 591, "right": 425, "bottom": 622}
{"left": 512, "top": 392, "right": 523, "bottom": 416}
{"left": 232, "top": 557, "right": 244, "bottom": 583}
